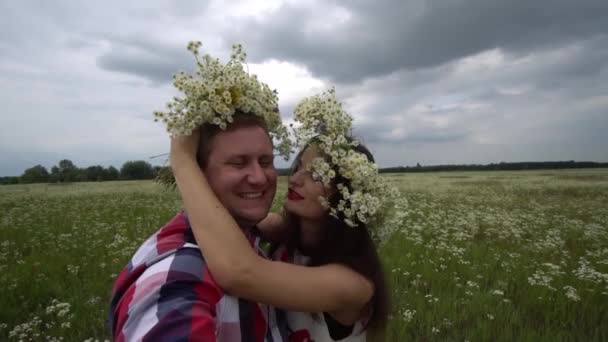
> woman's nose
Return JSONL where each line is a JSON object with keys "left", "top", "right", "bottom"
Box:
{"left": 288, "top": 169, "right": 304, "bottom": 187}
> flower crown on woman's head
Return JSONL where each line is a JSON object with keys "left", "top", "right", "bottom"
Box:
{"left": 154, "top": 41, "right": 292, "bottom": 159}
{"left": 292, "top": 89, "right": 402, "bottom": 230}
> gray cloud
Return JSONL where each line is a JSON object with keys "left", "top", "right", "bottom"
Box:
{"left": 1, "top": 1, "right": 607, "bottom": 176}
{"left": 319, "top": 32, "right": 608, "bottom": 166}
{"left": 225, "top": 0, "right": 608, "bottom": 83}
{"left": 96, "top": 39, "right": 190, "bottom": 83}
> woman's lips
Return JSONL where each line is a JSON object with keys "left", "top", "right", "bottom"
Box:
{"left": 287, "top": 188, "right": 304, "bottom": 200}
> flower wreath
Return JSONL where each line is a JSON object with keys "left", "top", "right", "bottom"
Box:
{"left": 292, "top": 89, "right": 403, "bottom": 230}
{"left": 154, "top": 41, "right": 292, "bottom": 159}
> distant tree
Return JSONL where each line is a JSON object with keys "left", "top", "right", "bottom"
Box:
{"left": 50, "top": 159, "right": 78, "bottom": 182}
{"left": 50, "top": 166, "right": 60, "bottom": 182}
{"left": 0, "top": 176, "right": 19, "bottom": 185}
{"left": 120, "top": 160, "right": 154, "bottom": 180}
{"left": 83, "top": 165, "right": 105, "bottom": 182}
{"left": 103, "top": 166, "right": 120, "bottom": 181}
{"left": 20, "top": 165, "right": 49, "bottom": 183}
{"left": 152, "top": 165, "right": 163, "bottom": 177}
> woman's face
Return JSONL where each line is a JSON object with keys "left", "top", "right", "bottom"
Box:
{"left": 284, "top": 146, "right": 329, "bottom": 223}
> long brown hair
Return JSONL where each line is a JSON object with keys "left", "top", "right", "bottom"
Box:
{"left": 283, "top": 140, "right": 390, "bottom": 338}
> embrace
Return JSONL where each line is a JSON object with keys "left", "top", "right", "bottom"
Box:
{"left": 109, "top": 42, "right": 401, "bottom": 342}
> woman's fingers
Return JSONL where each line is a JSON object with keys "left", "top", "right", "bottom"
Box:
{"left": 171, "top": 128, "right": 200, "bottom": 162}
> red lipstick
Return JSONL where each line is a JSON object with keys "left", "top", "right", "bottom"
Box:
{"left": 287, "top": 188, "right": 304, "bottom": 200}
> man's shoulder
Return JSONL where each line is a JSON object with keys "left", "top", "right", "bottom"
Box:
{"left": 110, "top": 213, "right": 223, "bottom": 340}
{"left": 128, "top": 212, "right": 195, "bottom": 268}
{"left": 137, "top": 242, "right": 222, "bottom": 297}
{"left": 112, "top": 211, "right": 220, "bottom": 303}
{"left": 110, "top": 248, "right": 222, "bottom": 342}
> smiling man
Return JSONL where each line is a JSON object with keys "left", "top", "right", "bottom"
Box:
{"left": 198, "top": 116, "right": 278, "bottom": 229}
{"left": 109, "top": 113, "right": 288, "bottom": 341}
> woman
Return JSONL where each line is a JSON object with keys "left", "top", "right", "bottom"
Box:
{"left": 171, "top": 91, "right": 395, "bottom": 341}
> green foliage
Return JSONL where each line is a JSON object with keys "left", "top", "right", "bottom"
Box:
{"left": 377, "top": 169, "right": 608, "bottom": 341}
{"left": 0, "top": 181, "right": 181, "bottom": 340}
{"left": 380, "top": 161, "right": 608, "bottom": 173}
{"left": 154, "top": 165, "right": 176, "bottom": 190}
{"left": 105, "top": 166, "right": 120, "bottom": 181}
{"left": 120, "top": 160, "right": 154, "bottom": 180}
{"left": 20, "top": 165, "right": 49, "bottom": 183}
{"left": 77, "top": 165, "right": 120, "bottom": 182}
{"left": 0, "top": 169, "right": 607, "bottom": 341}
{"left": 0, "top": 176, "right": 19, "bottom": 185}
{"left": 79, "top": 166, "right": 102, "bottom": 182}
{"left": 54, "top": 159, "right": 78, "bottom": 183}
{"left": 4, "top": 161, "right": 151, "bottom": 186}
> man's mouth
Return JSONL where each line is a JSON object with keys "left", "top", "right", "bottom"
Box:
{"left": 287, "top": 188, "right": 304, "bottom": 200}
{"left": 239, "top": 192, "right": 264, "bottom": 199}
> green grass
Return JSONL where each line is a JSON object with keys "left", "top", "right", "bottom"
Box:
{"left": 1, "top": 170, "right": 607, "bottom": 341}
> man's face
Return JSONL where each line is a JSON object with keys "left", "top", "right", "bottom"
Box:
{"left": 203, "top": 125, "right": 277, "bottom": 228}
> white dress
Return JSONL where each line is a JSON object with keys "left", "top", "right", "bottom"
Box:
{"left": 287, "top": 311, "right": 367, "bottom": 342}
{"left": 285, "top": 252, "right": 368, "bottom": 342}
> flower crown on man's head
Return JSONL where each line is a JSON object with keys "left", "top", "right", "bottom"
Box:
{"left": 154, "top": 41, "right": 292, "bottom": 159}
{"left": 292, "top": 89, "right": 402, "bottom": 229}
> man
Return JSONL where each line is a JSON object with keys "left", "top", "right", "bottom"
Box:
{"left": 109, "top": 114, "right": 288, "bottom": 341}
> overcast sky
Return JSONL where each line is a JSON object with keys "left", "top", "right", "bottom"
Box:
{"left": 1, "top": 0, "right": 607, "bottom": 176}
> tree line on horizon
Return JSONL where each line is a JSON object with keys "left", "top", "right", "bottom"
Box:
{"left": 378, "top": 160, "right": 608, "bottom": 173}
{"left": 2, "top": 159, "right": 606, "bottom": 185}
{"left": 0, "top": 159, "right": 166, "bottom": 185}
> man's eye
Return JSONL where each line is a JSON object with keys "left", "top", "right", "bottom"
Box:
{"left": 260, "top": 162, "right": 273, "bottom": 168}
{"left": 228, "top": 160, "right": 246, "bottom": 168}
{"left": 260, "top": 158, "right": 274, "bottom": 168}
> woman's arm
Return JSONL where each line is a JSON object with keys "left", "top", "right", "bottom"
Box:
{"left": 170, "top": 132, "right": 372, "bottom": 324}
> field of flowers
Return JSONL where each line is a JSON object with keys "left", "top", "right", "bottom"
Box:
{"left": 1, "top": 169, "right": 607, "bottom": 341}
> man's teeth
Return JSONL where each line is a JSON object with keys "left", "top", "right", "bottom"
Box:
{"left": 240, "top": 192, "right": 263, "bottom": 199}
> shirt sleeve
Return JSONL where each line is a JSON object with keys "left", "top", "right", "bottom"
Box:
{"left": 112, "top": 247, "right": 223, "bottom": 342}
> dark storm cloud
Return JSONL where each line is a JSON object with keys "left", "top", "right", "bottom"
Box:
{"left": 226, "top": 0, "right": 608, "bottom": 83}
{"left": 323, "top": 28, "right": 608, "bottom": 160}
{"left": 96, "top": 38, "right": 192, "bottom": 83}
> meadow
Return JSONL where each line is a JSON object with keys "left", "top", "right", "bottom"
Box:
{"left": 0, "top": 169, "right": 607, "bottom": 341}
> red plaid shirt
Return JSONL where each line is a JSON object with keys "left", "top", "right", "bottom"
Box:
{"left": 109, "top": 212, "right": 289, "bottom": 341}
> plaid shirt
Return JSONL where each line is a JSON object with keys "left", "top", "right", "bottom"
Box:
{"left": 109, "top": 212, "right": 289, "bottom": 341}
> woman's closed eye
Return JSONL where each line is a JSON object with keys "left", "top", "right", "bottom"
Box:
{"left": 310, "top": 172, "right": 322, "bottom": 183}
{"left": 291, "top": 161, "right": 302, "bottom": 174}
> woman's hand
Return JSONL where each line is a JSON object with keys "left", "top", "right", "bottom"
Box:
{"left": 170, "top": 129, "right": 200, "bottom": 169}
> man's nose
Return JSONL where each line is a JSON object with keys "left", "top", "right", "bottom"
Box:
{"left": 247, "top": 162, "right": 268, "bottom": 185}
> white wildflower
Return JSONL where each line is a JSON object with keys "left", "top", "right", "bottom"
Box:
{"left": 563, "top": 285, "right": 580, "bottom": 302}
{"left": 154, "top": 41, "right": 292, "bottom": 159}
